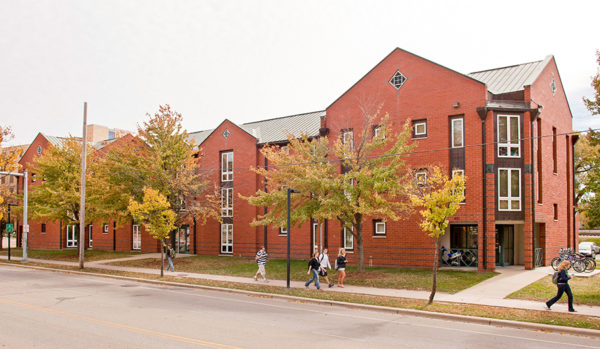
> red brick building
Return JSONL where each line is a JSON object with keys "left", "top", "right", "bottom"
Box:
{"left": 19, "top": 48, "right": 577, "bottom": 271}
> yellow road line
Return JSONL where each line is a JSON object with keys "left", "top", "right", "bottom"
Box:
{"left": 0, "top": 297, "right": 242, "bottom": 349}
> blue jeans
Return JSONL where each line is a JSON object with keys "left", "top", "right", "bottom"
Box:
{"left": 305, "top": 269, "right": 320, "bottom": 289}
{"left": 166, "top": 256, "right": 174, "bottom": 272}
{"left": 546, "top": 283, "right": 574, "bottom": 311}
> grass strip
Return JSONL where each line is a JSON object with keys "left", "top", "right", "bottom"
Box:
{"left": 2, "top": 260, "right": 598, "bottom": 331}
{"left": 508, "top": 274, "right": 600, "bottom": 306}
{"left": 0, "top": 248, "right": 140, "bottom": 262}
{"left": 108, "top": 255, "right": 497, "bottom": 294}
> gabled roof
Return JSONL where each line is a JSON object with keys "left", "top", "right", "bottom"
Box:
{"left": 188, "top": 111, "right": 324, "bottom": 146}
{"left": 469, "top": 56, "right": 553, "bottom": 95}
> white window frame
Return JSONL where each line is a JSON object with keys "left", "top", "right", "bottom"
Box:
{"left": 88, "top": 224, "right": 93, "bottom": 248}
{"left": 497, "top": 115, "right": 520, "bottom": 158}
{"left": 415, "top": 171, "right": 427, "bottom": 187}
{"left": 221, "top": 187, "right": 233, "bottom": 217}
{"left": 451, "top": 118, "right": 464, "bottom": 148}
{"left": 66, "top": 225, "right": 77, "bottom": 248}
{"left": 103, "top": 224, "right": 109, "bottom": 234}
{"left": 498, "top": 168, "right": 521, "bottom": 211}
{"left": 312, "top": 222, "right": 318, "bottom": 252}
{"left": 279, "top": 226, "right": 287, "bottom": 235}
{"left": 221, "top": 151, "right": 233, "bottom": 182}
{"left": 342, "top": 130, "right": 354, "bottom": 152}
{"left": 373, "top": 125, "right": 385, "bottom": 140}
{"left": 452, "top": 169, "right": 465, "bottom": 202}
{"left": 374, "top": 220, "right": 386, "bottom": 236}
{"left": 132, "top": 224, "right": 141, "bottom": 250}
{"left": 221, "top": 224, "right": 233, "bottom": 254}
{"left": 343, "top": 226, "right": 354, "bottom": 250}
{"left": 414, "top": 121, "right": 427, "bottom": 136}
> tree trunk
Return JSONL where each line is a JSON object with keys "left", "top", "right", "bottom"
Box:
{"left": 428, "top": 238, "right": 440, "bottom": 304}
{"left": 355, "top": 214, "right": 365, "bottom": 272}
{"left": 160, "top": 238, "right": 165, "bottom": 277}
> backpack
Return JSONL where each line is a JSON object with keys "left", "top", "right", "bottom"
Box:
{"left": 169, "top": 248, "right": 176, "bottom": 259}
{"left": 552, "top": 271, "right": 559, "bottom": 284}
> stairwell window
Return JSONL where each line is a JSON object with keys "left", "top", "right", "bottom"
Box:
{"left": 342, "top": 130, "right": 354, "bottom": 153}
{"left": 221, "top": 187, "right": 233, "bottom": 217}
{"left": 451, "top": 118, "right": 464, "bottom": 148}
{"left": 498, "top": 115, "right": 520, "bottom": 157}
{"left": 221, "top": 151, "right": 233, "bottom": 182}
{"left": 452, "top": 169, "right": 465, "bottom": 202}
{"left": 343, "top": 226, "right": 354, "bottom": 250}
{"left": 498, "top": 168, "right": 521, "bottom": 211}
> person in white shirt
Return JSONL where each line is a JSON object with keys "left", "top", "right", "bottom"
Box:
{"left": 318, "top": 248, "right": 334, "bottom": 288}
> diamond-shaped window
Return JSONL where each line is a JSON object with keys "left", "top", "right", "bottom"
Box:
{"left": 223, "top": 129, "right": 231, "bottom": 139}
{"left": 389, "top": 70, "right": 407, "bottom": 90}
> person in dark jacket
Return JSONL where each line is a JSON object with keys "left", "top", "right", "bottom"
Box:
{"left": 305, "top": 251, "right": 322, "bottom": 290}
{"left": 336, "top": 248, "right": 347, "bottom": 288}
{"left": 546, "top": 260, "right": 576, "bottom": 312}
{"left": 165, "top": 243, "right": 175, "bottom": 272}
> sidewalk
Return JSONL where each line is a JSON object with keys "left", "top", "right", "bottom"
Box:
{"left": 3, "top": 254, "right": 599, "bottom": 318}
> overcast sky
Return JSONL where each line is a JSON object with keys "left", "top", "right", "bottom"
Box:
{"left": 1, "top": 0, "right": 599, "bottom": 146}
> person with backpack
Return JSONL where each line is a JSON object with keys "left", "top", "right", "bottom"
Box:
{"left": 546, "top": 260, "right": 576, "bottom": 312}
{"left": 165, "top": 243, "right": 175, "bottom": 272}
{"left": 305, "top": 251, "right": 322, "bottom": 290}
{"left": 336, "top": 248, "right": 347, "bottom": 288}
{"left": 254, "top": 246, "right": 268, "bottom": 282}
{"left": 318, "top": 248, "right": 334, "bottom": 288}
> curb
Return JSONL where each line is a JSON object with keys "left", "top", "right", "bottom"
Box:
{"left": 2, "top": 262, "right": 600, "bottom": 339}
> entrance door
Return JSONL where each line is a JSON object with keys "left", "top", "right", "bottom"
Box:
{"left": 496, "top": 225, "right": 514, "bottom": 266}
{"left": 176, "top": 226, "right": 190, "bottom": 254}
{"left": 66, "top": 225, "right": 78, "bottom": 248}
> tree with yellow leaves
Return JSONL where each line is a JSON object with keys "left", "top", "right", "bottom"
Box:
{"left": 410, "top": 166, "right": 465, "bottom": 304}
{"left": 128, "top": 187, "right": 176, "bottom": 277}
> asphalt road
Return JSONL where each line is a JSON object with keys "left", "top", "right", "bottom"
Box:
{"left": 0, "top": 265, "right": 598, "bottom": 349}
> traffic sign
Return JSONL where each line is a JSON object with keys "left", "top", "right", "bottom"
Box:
{"left": 6, "top": 224, "right": 13, "bottom": 233}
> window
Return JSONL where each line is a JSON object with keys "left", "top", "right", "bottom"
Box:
{"left": 103, "top": 224, "right": 109, "bottom": 234}
{"left": 132, "top": 224, "right": 141, "bottom": 250}
{"left": 552, "top": 127, "right": 557, "bottom": 174}
{"left": 498, "top": 115, "right": 520, "bottom": 157}
{"left": 221, "top": 187, "right": 233, "bottom": 217}
{"left": 451, "top": 118, "right": 464, "bottom": 148}
{"left": 31, "top": 173, "right": 36, "bottom": 183}
{"left": 415, "top": 171, "right": 427, "bottom": 187}
{"left": 221, "top": 224, "right": 233, "bottom": 254}
{"left": 550, "top": 79, "right": 557, "bottom": 96}
{"left": 450, "top": 225, "right": 478, "bottom": 249}
{"left": 312, "top": 222, "right": 318, "bottom": 252}
{"left": 41, "top": 223, "right": 46, "bottom": 234}
{"left": 409, "top": 120, "right": 426, "bottom": 139}
{"left": 88, "top": 225, "right": 93, "bottom": 248}
{"left": 342, "top": 130, "right": 354, "bottom": 152}
{"left": 452, "top": 169, "right": 465, "bottom": 201}
{"left": 374, "top": 220, "right": 386, "bottom": 236}
{"left": 66, "top": 225, "right": 77, "bottom": 248}
{"left": 281, "top": 145, "right": 289, "bottom": 154}
{"left": 373, "top": 125, "right": 385, "bottom": 140}
{"left": 221, "top": 151, "right": 233, "bottom": 182}
{"left": 553, "top": 204, "right": 558, "bottom": 221}
{"left": 279, "top": 227, "right": 287, "bottom": 235}
{"left": 498, "top": 168, "right": 521, "bottom": 211}
{"left": 36, "top": 145, "right": 42, "bottom": 155}
{"left": 0, "top": 177, "right": 4, "bottom": 184}
{"left": 343, "top": 226, "right": 354, "bottom": 250}
{"left": 389, "top": 70, "right": 407, "bottom": 90}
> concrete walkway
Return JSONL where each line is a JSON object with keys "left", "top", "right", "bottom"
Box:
{"left": 3, "top": 254, "right": 599, "bottom": 318}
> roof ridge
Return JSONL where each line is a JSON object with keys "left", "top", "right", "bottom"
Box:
{"left": 241, "top": 110, "right": 325, "bottom": 126}
{"left": 469, "top": 59, "right": 544, "bottom": 75}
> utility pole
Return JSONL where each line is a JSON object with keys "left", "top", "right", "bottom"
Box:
{"left": 286, "top": 188, "right": 300, "bottom": 289}
{"left": 78, "top": 102, "right": 88, "bottom": 269}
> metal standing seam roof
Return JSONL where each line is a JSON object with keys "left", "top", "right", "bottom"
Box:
{"left": 41, "top": 134, "right": 114, "bottom": 150}
{"left": 468, "top": 56, "right": 552, "bottom": 95}
{"left": 188, "top": 110, "right": 325, "bottom": 146}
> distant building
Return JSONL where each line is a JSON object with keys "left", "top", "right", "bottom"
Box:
{"left": 86, "top": 124, "right": 130, "bottom": 143}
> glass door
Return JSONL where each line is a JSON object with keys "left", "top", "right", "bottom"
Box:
{"left": 66, "top": 225, "right": 78, "bottom": 248}
{"left": 496, "top": 225, "right": 514, "bottom": 266}
{"left": 176, "top": 226, "right": 190, "bottom": 254}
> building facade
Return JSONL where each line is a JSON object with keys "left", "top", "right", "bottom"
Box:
{"left": 18, "top": 48, "right": 577, "bottom": 271}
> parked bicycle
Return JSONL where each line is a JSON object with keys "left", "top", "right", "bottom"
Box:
{"left": 440, "top": 246, "right": 477, "bottom": 267}
{"left": 551, "top": 248, "right": 591, "bottom": 273}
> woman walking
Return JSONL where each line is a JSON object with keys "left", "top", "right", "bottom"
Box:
{"left": 336, "top": 248, "right": 347, "bottom": 288}
{"left": 305, "top": 251, "right": 322, "bottom": 290}
{"left": 546, "top": 260, "right": 576, "bottom": 312}
{"left": 318, "top": 248, "right": 335, "bottom": 288}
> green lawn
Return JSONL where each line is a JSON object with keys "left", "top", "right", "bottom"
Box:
{"left": 0, "top": 248, "right": 140, "bottom": 262}
{"left": 580, "top": 237, "right": 600, "bottom": 245}
{"left": 508, "top": 274, "right": 600, "bottom": 306}
{"left": 109, "top": 255, "right": 497, "bottom": 294}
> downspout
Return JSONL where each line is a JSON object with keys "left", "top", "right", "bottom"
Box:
{"left": 572, "top": 135, "right": 579, "bottom": 249}
{"left": 112, "top": 221, "right": 116, "bottom": 251}
{"left": 263, "top": 157, "right": 268, "bottom": 250}
{"left": 477, "top": 107, "right": 488, "bottom": 270}
{"left": 193, "top": 216, "right": 197, "bottom": 254}
{"left": 530, "top": 108, "right": 540, "bottom": 267}
{"left": 60, "top": 220, "right": 63, "bottom": 249}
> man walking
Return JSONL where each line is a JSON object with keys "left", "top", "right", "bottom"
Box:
{"left": 165, "top": 243, "right": 175, "bottom": 272}
{"left": 254, "top": 246, "right": 268, "bottom": 282}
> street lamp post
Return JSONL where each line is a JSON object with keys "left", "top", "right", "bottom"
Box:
{"left": 286, "top": 188, "right": 300, "bottom": 289}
